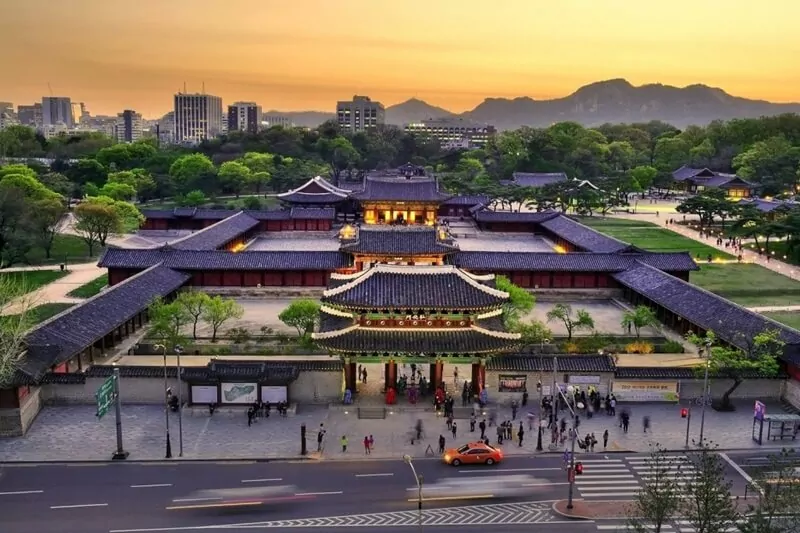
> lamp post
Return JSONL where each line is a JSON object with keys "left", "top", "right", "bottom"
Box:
{"left": 403, "top": 454, "right": 424, "bottom": 532}
{"left": 536, "top": 379, "right": 543, "bottom": 451}
{"left": 698, "top": 339, "right": 713, "bottom": 445}
{"left": 175, "top": 344, "right": 184, "bottom": 458}
{"left": 155, "top": 343, "right": 172, "bottom": 459}
{"left": 553, "top": 384, "right": 580, "bottom": 510}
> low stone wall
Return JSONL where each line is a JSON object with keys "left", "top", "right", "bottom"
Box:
{"left": 679, "top": 379, "right": 784, "bottom": 400}
{"left": 292, "top": 370, "right": 342, "bottom": 403}
{"left": 0, "top": 388, "right": 43, "bottom": 437}
{"left": 533, "top": 289, "right": 623, "bottom": 301}
{"left": 783, "top": 379, "right": 800, "bottom": 409}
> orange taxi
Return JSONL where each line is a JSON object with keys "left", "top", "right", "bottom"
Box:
{"left": 442, "top": 442, "right": 503, "bottom": 466}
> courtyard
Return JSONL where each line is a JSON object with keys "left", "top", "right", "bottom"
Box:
{"left": 457, "top": 232, "right": 556, "bottom": 252}
{"left": 246, "top": 232, "right": 341, "bottom": 252}
{"left": 525, "top": 299, "right": 661, "bottom": 338}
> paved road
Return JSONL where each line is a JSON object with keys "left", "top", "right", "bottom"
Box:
{"left": 0, "top": 452, "right": 754, "bottom": 533}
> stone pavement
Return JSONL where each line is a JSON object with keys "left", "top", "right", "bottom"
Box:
{"left": 0, "top": 400, "right": 794, "bottom": 462}
{"left": 0, "top": 262, "right": 106, "bottom": 315}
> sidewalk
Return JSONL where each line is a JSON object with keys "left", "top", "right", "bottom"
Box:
{"left": 0, "top": 400, "right": 792, "bottom": 462}
{"left": 0, "top": 262, "right": 105, "bottom": 315}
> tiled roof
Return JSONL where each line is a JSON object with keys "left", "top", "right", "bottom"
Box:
{"left": 701, "top": 175, "right": 753, "bottom": 188}
{"left": 340, "top": 226, "right": 458, "bottom": 256}
{"left": 322, "top": 264, "right": 508, "bottom": 310}
{"left": 278, "top": 192, "right": 347, "bottom": 204}
{"left": 442, "top": 195, "right": 492, "bottom": 206}
{"left": 672, "top": 166, "right": 715, "bottom": 181}
{"left": 99, "top": 248, "right": 351, "bottom": 271}
{"left": 487, "top": 355, "right": 616, "bottom": 372}
{"left": 539, "top": 216, "right": 631, "bottom": 253}
{"left": 170, "top": 212, "right": 260, "bottom": 251}
{"left": 350, "top": 176, "right": 452, "bottom": 203}
{"left": 452, "top": 251, "right": 697, "bottom": 272}
{"left": 738, "top": 198, "right": 798, "bottom": 213}
{"left": 614, "top": 367, "right": 788, "bottom": 380}
{"left": 140, "top": 208, "right": 239, "bottom": 221}
{"left": 19, "top": 265, "right": 190, "bottom": 381}
{"left": 289, "top": 207, "right": 336, "bottom": 220}
{"left": 473, "top": 210, "right": 559, "bottom": 223}
{"left": 613, "top": 262, "right": 800, "bottom": 360}
{"left": 141, "top": 207, "right": 334, "bottom": 223}
{"left": 512, "top": 172, "right": 568, "bottom": 188}
{"left": 313, "top": 326, "right": 520, "bottom": 354}
{"left": 277, "top": 176, "right": 350, "bottom": 200}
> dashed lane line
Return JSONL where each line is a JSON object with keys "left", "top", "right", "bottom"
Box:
{"left": 0, "top": 490, "right": 44, "bottom": 495}
{"left": 130, "top": 484, "right": 172, "bottom": 488}
{"left": 51, "top": 503, "right": 109, "bottom": 509}
{"left": 355, "top": 473, "right": 394, "bottom": 477}
{"left": 294, "top": 491, "right": 343, "bottom": 496}
{"left": 241, "top": 478, "right": 283, "bottom": 483}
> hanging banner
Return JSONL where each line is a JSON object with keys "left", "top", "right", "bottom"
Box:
{"left": 498, "top": 375, "right": 527, "bottom": 393}
{"left": 612, "top": 381, "right": 679, "bottom": 402}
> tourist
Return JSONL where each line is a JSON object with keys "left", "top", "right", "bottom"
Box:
{"left": 362, "top": 368, "right": 368, "bottom": 384}
{"left": 517, "top": 422, "right": 525, "bottom": 447}
{"left": 643, "top": 416, "right": 650, "bottom": 433}
{"left": 446, "top": 414, "right": 453, "bottom": 431}
{"left": 603, "top": 430, "right": 609, "bottom": 450}
{"left": 438, "top": 434, "right": 446, "bottom": 454}
{"left": 479, "top": 419, "right": 487, "bottom": 439}
{"left": 368, "top": 434, "right": 374, "bottom": 451}
{"left": 590, "top": 432, "right": 597, "bottom": 452}
{"left": 453, "top": 366, "right": 459, "bottom": 386}
{"left": 511, "top": 398, "right": 519, "bottom": 420}
{"left": 469, "top": 414, "right": 476, "bottom": 432}
{"left": 363, "top": 436, "right": 370, "bottom": 455}
{"left": 341, "top": 435, "right": 348, "bottom": 453}
{"left": 317, "top": 424, "right": 326, "bottom": 451}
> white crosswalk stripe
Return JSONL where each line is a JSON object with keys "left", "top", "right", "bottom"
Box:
{"left": 594, "top": 520, "right": 741, "bottom": 533}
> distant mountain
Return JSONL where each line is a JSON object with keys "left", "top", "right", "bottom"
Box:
{"left": 261, "top": 79, "right": 800, "bottom": 130}
{"left": 385, "top": 98, "right": 455, "bottom": 125}
{"left": 461, "top": 79, "right": 800, "bottom": 130}
{"left": 263, "top": 110, "right": 335, "bottom": 129}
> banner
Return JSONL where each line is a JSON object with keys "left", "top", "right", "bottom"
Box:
{"left": 221, "top": 382, "right": 258, "bottom": 404}
{"left": 612, "top": 381, "right": 679, "bottom": 402}
{"left": 191, "top": 385, "right": 218, "bottom": 404}
{"left": 261, "top": 386, "right": 288, "bottom": 404}
{"left": 498, "top": 375, "right": 527, "bottom": 393}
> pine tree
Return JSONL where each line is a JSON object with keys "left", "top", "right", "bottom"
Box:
{"left": 626, "top": 443, "right": 682, "bottom": 533}
{"left": 680, "top": 441, "right": 740, "bottom": 533}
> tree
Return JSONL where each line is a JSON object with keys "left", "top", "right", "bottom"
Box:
{"left": 514, "top": 319, "right": 553, "bottom": 347}
{"left": 201, "top": 296, "right": 244, "bottom": 342}
{"left": 175, "top": 290, "right": 211, "bottom": 340}
{"left": 98, "top": 181, "right": 136, "bottom": 201}
{"left": 686, "top": 330, "right": 782, "bottom": 411}
{"left": 315, "top": 136, "right": 359, "bottom": 185}
{"left": 495, "top": 276, "right": 535, "bottom": 327}
{"left": 148, "top": 297, "right": 189, "bottom": 350}
{"left": 546, "top": 303, "right": 594, "bottom": 340}
{"left": 680, "top": 441, "right": 740, "bottom": 533}
{"left": 250, "top": 171, "right": 271, "bottom": 195}
{"left": 168, "top": 154, "right": 216, "bottom": 194}
{"left": 29, "top": 196, "right": 68, "bottom": 260}
{"left": 733, "top": 136, "right": 800, "bottom": 195}
{"left": 741, "top": 449, "right": 800, "bottom": 533}
{"left": 278, "top": 299, "right": 320, "bottom": 338}
{"left": 621, "top": 305, "right": 660, "bottom": 338}
{"left": 217, "top": 161, "right": 252, "bottom": 198}
{"left": 107, "top": 169, "right": 156, "bottom": 200}
{"left": 73, "top": 200, "right": 121, "bottom": 255}
{"left": 629, "top": 165, "right": 658, "bottom": 192}
{"left": 0, "top": 276, "right": 37, "bottom": 386}
{"left": 39, "top": 172, "right": 75, "bottom": 198}
{"left": 675, "top": 189, "right": 728, "bottom": 230}
{"left": 626, "top": 443, "right": 682, "bottom": 533}
{"left": 180, "top": 190, "right": 207, "bottom": 207}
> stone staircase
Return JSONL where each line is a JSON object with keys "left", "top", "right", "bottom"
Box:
{"left": 357, "top": 407, "right": 387, "bottom": 419}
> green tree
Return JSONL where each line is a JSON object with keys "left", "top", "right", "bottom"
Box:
{"left": 740, "top": 449, "right": 800, "bottom": 533}
{"left": 686, "top": 330, "right": 782, "bottom": 411}
{"left": 495, "top": 276, "right": 535, "bottom": 327}
{"left": 680, "top": 441, "right": 740, "bottom": 533}
{"left": 546, "top": 303, "right": 594, "bottom": 341}
{"left": 39, "top": 172, "right": 75, "bottom": 198}
{"left": 0, "top": 164, "right": 38, "bottom": 181}
{"left": 629, "top": 165, "right": 658, "bottom": 192}
{"left": 514, "top": 319, "right": 553, "bottom": 347}
{"left": 250, "top": 171, "right": 271, "bottom": 195}
{"left": 169, "top": 154, "right": 216, "bottom": 194}
{"left": 29, "top": 196, "right": 68, "bottom": 260}
{"left": 175, "top": 290, "right": 211, "bottom": 340}
{"left": 217, "top": 161, "right": 252, "bottom": 198}
{"left": 148, "top": 297, "right": 189, "bottom": 350}
{"left": 0, "top": 276, "right": 36, "bottom": 386}
{"left": 278, "top": 299, "right": 321, "bottom": 338}
{"left": 179, "top": 190, "right": 207, "bottom": 207}
{"left": 621, "top": 305, "right": 660, "bottom": 338}
{"left": 675, "top": 189, "right": 728, "bottom": 230}
{"left": 99, "top": 181, "right": 137, "bottom": 201}
{"left": 626, "top": 443, "right": 682, "bottom": 533}
{"left": 201, "top": 296, "right": 244, "bottom": 342}
{"left": 74, "top": 200, "right": 121, "bottom": 255}
{"left": 733, "top": 136, "right": 800, "bottom": 195}
{"left": 65, "top": 159, "right": 107, "bottom": 188}
{"left": 107, "top": 169, "right": 156, "bottom": 200}
{"left": 315, "top": 136, "right": 359, "bottom": 185}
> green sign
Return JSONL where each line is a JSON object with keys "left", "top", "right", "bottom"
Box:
{"left": 95, "top": 375, "right": 116, "bottom": 418}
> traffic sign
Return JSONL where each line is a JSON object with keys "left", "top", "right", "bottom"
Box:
{"left": 95, "top": 375, "right": 117, "bottom": 418}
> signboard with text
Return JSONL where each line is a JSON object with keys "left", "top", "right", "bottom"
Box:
{"left": 95, "top": 375, "right": 116, "bottom": 418}
{"left": 498, "top": 375, "right": 527, "bottom": 393}
{"left": 612, "top": 381, "right": 679, "bottom": 402}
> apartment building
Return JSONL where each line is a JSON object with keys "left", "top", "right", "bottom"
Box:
{"left": 336, "top": 95, "right": 384, "bottom": 133}
{"left": 173, "top": 93, "right": 223, "bottom": 144}
{"left": 404, "top": 117, "right": 496, "bottom": 148}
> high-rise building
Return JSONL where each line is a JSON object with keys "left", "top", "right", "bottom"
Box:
{"left": 262, "top": 114, "right": 294, "bottom": 128}
{"left": 173, "top": 93, "right": 223, "bottom": 144}
{"left": 404, "top": 118, "right": 496, "bottom": 149}
{"left": 42, "top": 96, "right": 74, "bottom": 127}
{"left": 17, "top": 103, "right": 43, "bottom": 130}
{"left": 114, "top": 110, "right": 143, "bottom": 143}
{"left": 227, "top": 102, "right": 262, "bottom": 134}
{"left": 336, "top": 95, "right": 384, "bottom": 133}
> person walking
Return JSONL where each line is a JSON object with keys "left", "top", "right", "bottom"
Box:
{"left": 643, "top": 416, "right": 650, "bottom": 434}
{"left": 470, "top": 414, "right": 476, "bottom": 432}
{"left": 368, "top": 434, "right": 374, "bottom": 451}
{"left": 479, "top": 419, "right": 487, "bottom": 439}
{"left": 341, "top": 435, "right": 348, "bottom": 453}
{"left": 363, "top": 436, "right": 371, "bottom": 455}
{"left": 451, "top": 421, "right": 458, "bottom": 439}
{"left": 517, "top": 422, "right": 525, "bottom": 447}
{"left": 317, "top": 424, "right": 327, "bottom": 452}
{"left": 603, "top": 429, "right": 609, "bottom": 450}
{"left": 438, "top": 434, "right": 446, "bottom": 454}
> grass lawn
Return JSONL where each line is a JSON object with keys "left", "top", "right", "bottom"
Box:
{"left": 0, "top": 270, "right": 68, "bottom": 293}
{"left": 577, "top": 217, "right": 733, "bottom": 259}
{"left": 12, "top": 234, "right": 98, "bottom": 267}
{"left": 67, "top": 274, "right": 108, "bottom": 298}
{"left": 690, "top": 263, "right": 800, "bottom": 307}
{"left": 0, "top": 302, "right": 75, "bottom": 327}
{"left": 761, "top": 312, "right": 800, "bottom": 331}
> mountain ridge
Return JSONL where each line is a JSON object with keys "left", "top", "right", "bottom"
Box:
{"left": 264, "top": 79, "right": 800, "bottom": 130}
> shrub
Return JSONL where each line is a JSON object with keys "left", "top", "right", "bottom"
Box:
{"left": 227, "top": 327, "right": 251, "bottom": 344}
{"left": 661, "top": 340, "right": 685, "bottom": 353}
{"left": 260, "top": 325, "right": 274, "bottom": 338}
{"left": 575, "top": 333, "right": 612, "bottom": 353}
{"left": 625, "top": 341, "right": 654, "bottom": 354}
{"left": 563, "top": 341, "right": 580, "bottom": 354}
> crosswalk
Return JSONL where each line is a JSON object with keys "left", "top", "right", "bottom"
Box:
{"left": 575, "top": 454, "right": 699, "bottom": 500}
{"left": 595, "top": 519, "right": 742, "bottom": 532}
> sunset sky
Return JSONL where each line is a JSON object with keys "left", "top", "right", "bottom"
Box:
{"left": 1, "top": 0, "right": 798, "bottom": 118}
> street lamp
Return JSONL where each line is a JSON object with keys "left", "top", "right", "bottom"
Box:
{"left": 403, "top": 454, "right": 424, "bottom": 532}
{"left": 155, "top": 343, "right": 172, "bottom": 459}
{"left": 175, "top": 344, "right": 184, "bottom": 458}
{"left": 536, "top": 379, "right": 543, "bottom": 452}
{"left": 698, "top": 339, "right": 713, "bottom": 445}
{"left": 554, "top": 384, "right": 580, "bottom": 510}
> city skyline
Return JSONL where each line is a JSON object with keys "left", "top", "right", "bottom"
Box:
{"left": 1, "top": 0, "right": 799, "bottom": 118}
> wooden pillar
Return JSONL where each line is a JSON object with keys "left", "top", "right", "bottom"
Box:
{"left": 471, "top": 361, "right": 481, "bottom": 396}
{"left": 76, "top": 354, "right": 83, "bottom": 372}
{"left": 430, "top": 360, "right": 443, "bottom": 391}
{"left": 385, "top": 360, "right": 397, "bottom": 391}
{"left": 344, "top": 359, "right": 357, "bottom": 395}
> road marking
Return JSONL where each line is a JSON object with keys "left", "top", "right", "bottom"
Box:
{"left": 576, "top": 480, "right": 640, "bottom": 485}
{"left": 0, "top": 490, "right": 44, "bottom": 495}
{"left": 171, "top": 497, "right": 223, "bottom": 503}
{"left": 523, "top": 482, "right": 569, "bottom": 486}
{"left": 130, "top": 484, "right": 172, "bottom": 488}
{"left": 294, "top": 491, "right": 343, "bottom": 496}
{"left": 597, "top": 525, "right": 674, "bottom": 530}
{"left": 719, "top": 452, "right": 761, "bottom": 495}
{"left": 241, "top": 478, "right": 283, "bottom": 483}
{"left": 457, "top": 467, "right": 561, "bottom": 473}
{"left": 51, "top": 503, "right": 109, "bottom": 509}
{"left": 167, "top": 501, "right": 263, "bottom": 511}
{"left": 579, "top": 491, "right": 640, "bottom": 497}
{"left": 577, "top": 459, "right": 623, "bottom": 463}
{"left": 355, "top": 473, "right": 394, "bottom": 477}
{"left": 575, "top": 469, "right": 632, "bottom": 474}
{"left": 577, "top": 474, "right": 635, "bottom": 479}
{"left": 408, "top": 494, "right": 495, "bottom": 502}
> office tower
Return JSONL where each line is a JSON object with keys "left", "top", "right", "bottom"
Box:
{"left": 114, "top": 109, "right": 143, "bottom": 143}
{"left": 404, "top": 118, "right": 496, "bottom": 149}
{"left": 336, "top": 95, "right": 385, "bottom": 133}
{"left": 227, "top": 102, "right": 262, "bottom": 134}
{"left": 42, "top": 96, "right": 74, "bottom": 127}
{"left": 262, "top": 114, "right": 293, "bottom": 128}
{"left": 173, "top": 92, "right": 223, "bottom": 143}
{"left": 17, "top": 103, "right": 43, "bottom": 130}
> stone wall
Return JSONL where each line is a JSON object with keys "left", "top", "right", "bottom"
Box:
{"left": 782, "top": 379, "right": 800, "bottom": 409}
{"left": 485, "top": 370, "right": 615, "bottom": 406}
{"left": 679, "top": 379, "right": 784, "bottom": 400}
{"left": 0, "top": 387, "right": 43, "bottom": 437}
{"left": 291, "top": 370, "right": 342, "bottom": 403}
{"left": 533, "top": 289, "right": 623, "bottom": 300}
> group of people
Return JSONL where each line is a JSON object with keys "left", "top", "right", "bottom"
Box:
{"left": 246, "top": 400, "right": 289, "bottom": 426}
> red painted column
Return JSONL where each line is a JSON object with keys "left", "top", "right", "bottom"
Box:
{"left": 344, "top": 360, "right": 357, "bottom": 394}
{"left": 385, "top": 361, "right": 397, "bottom": 391}
{"left": 431, "top": 360, "right": 443, "bottom": 391}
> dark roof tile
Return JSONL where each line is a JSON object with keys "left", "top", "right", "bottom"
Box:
{"left": 351, "top": 176, "right": 451, "bottom": 202}
{"left": 313, "top": 327, "right": 519, "bottom": 354}
{"left": 340, "top": 226, "right": 458, "bottom": 256}
{"left": 451, "top": 251, "right": 698, "bottom": 272}
{"left": 99, "top": 248, "right": 350, "bottom": 271}
{"left": 170, "top": 212, "right": 260, "bottom": 251}
{"left": 511, "top": 172, "right": 568, "bottom": 187}
{"left": 442, "top": 195, "right": 491, "bottom": 206}
{"left": 487, "top": 355, "right": 616, "bottom": 372}
{"left": 474, "top": 210, "right": 559, "bottom": 223}
{"left": 540, "top": 216, "right": 630, "bottom": 253}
